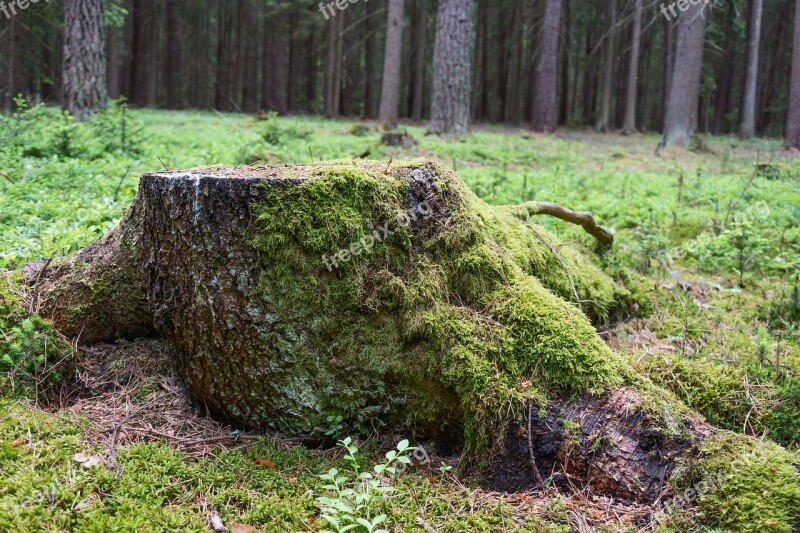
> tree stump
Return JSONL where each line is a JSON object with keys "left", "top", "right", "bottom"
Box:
{"left": 26, "top": 160, "right": 799, "bottom": 508}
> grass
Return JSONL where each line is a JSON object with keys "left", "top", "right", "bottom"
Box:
{"left": 1, "top": 104, "right": 799, "bottom": 530}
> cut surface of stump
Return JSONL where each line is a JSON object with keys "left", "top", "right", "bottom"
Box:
{"left": 26, "top": 160, "right": 800, "bottom": 512}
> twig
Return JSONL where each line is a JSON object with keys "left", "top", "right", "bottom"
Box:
{"left": 509, "top": 201, "right": 614, "bottom": 246}
{"left": 0, "top": 171, "right": 15, "bottom": 184}
{"left": 527, "top": 400, "right": 544, "bottom": 486}
{"left": 526, "top": 224, "right": 584, "bottom": 306}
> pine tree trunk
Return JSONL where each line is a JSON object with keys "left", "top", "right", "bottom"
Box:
{"left": 364, "top": 0, "right": 379, "bottom": 118}
{"left": 411, "top": 0, "right": 428, "bottom": 122}
{"left": 531, "top": 0, "right": 562, "bottom": 132}
{"left": 241, "top": 0, "right": 258, "bottom": 113}
{"left": 107, "top": 25, "right": 120, "bottom": 100}
{"left": 379, "top": 0, "right": 405, "bottom": 128}
{"left": 622, "top": 0, "right": 641, "bottom": 135}
{"left": 596, "top": 0, "right": 616, "bottom": 132}
{"left": 557, "top": 0, "right": 571, "bottom": 126}
{"left": 741, "top": 0, "right": 763, "bottom": 139}
{"left": 660, "top": 1, "right": 707, "bottom": 149}
{"left": 164, "top": 0, "right": 178, "bottom": 109}
{"left": 129, "top": 0, "right": 147, "bottom": 106}
{"left": 63, "top": 0, "right": 107, "bottom": 121}
{"left": 662, "top": 17, "right": 674, "bottom": 131}
{"left": 426, "top": 0, "right": 474, "bottom": 135}
{"left": 788, "top": 0, "right": 800, "bottom": 149}
{"left": 269, "top": 4, "right": 288, "bottom": 116}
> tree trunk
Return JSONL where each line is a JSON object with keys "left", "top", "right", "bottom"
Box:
{"left": 241, "top": 0, "right": 258, "bottom": 113}
{"left": 558, "top": 0, "right": 571, "bottom": 127}
{"left": 741, "top": 0, "right": 763, "bottom": 139}
{"left": 27, "top": 160, "right": 771, "bottom": 506}
{"left": 364, "top": 0, "right": 379, "bottom": 118}
{"left": 411, "top": 0, "right": 428, "bottom": 122}
{"left": 164, "top": 0, "right": 178, "bottom": 109}
{"left": 622, "top": 0, "right": 642, "bottom": 135}
{"left": 786, "top": 0, "right": 800, "bottom": 149}
{"left": 379, "top": 0, "right": 405, "bottom": 128}
{"left": 426, "top": 0, "right": 474, "bottom": 135}
{"left": 662, "top": 16, "right": 674, "bottom": 131}
{"left": 596, "top": 0, "right": 616, "bottom": 132}
{"left": 129, "top": 0, "right": 147, "bottom": 107}
{"left": 269, "top": 4, "right": 288, "bottom": 116}
{"left": 532, "top": 0, "right": 563, "bottom": 133}
{"left": 660, "top": 1, "right": 707, "bottom": 149}
{"left": 107, "top": 25, "right": 120, "bottom": 100}
{"left": 63, "top": 0, "right": 107, "bottom": 121}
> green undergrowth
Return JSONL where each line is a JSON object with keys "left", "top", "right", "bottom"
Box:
{"left": 0, "top": 272, "right": 75, "bottom": 400}
{"left": 668, "top": 431, "right": 800, "bottom": 532}
{"left": 253, "top": 159, "right": 657, "bottom": 454}
{"left": 0, "top": 401, "right": 574, "bottom": 531}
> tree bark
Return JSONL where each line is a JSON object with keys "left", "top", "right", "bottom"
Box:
{"left": 596, "top": 0, "right": 616, "bottom": 132}
{"left": 426, "top": 0, "right": 474, "bottom": 135}
{"left": 364, "top": 0, "right": 379, "bottom": 118}
{"left": 63, "top": 0, "right": 107, "bottom": 121}
{"left": 660, "top": 0, "right": 708, "bottom": 149}
{"left": 741, "top": 0, "right": 763, "bottom": 139}
{"left": 786, "top": 0, "right": 800, "bottom": 149}
{"left": 379, "top": 0, "right": 405, "bottom": 128}
{"left": 622, "top": 0, "right": 642, "bottom": 135}
{"left": 532, "top": 0, "right": 563, "bottom": 133}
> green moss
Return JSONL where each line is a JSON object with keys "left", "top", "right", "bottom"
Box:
{"left": 669, "top": 431, "right": 800, "bottom": 532}
{"left": 639, "top": 353, "right": 800, "bottom": 447}
{"left": 251, "top": 160, "right": 631, "bottom": 452}
{"left": 0, "top": 271, "right": 75, "bottom": 399}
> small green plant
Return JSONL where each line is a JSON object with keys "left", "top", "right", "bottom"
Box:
{"left": 324, "top": 414, "right": 344, "bottom": 440}
{"left": 260, "top": 111, "right": 312, "bottom": 146}
{"left": 316, "top": 437, "right": 414, "bottom": 533}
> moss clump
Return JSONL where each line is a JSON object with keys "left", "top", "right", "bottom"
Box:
{"left": 639, "top": 353, "right": 800, "bottom": 447}
{"left": 0, "top": 271, "right": 75, "bottom": 399}
{"left": 669, "top": 430, "right": 800, "bottom": 532}
{"left": 252, "top": 160, "right": 630, "bottom": 452}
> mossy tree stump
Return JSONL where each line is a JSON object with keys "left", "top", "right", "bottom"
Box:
{"left": 26, "top": 160, "right": 800, "bottom": 516}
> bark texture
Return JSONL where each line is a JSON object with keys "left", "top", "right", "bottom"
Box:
{"left": 661, "top": 1, "right": 707, "bottom": 149}
{"left": 426, "top": 0, "right": 474, "bottom": 135}
{"left": 63, "top": 0, "right": 107, "bottom": 121}
{"left": 787, "top": 0, "right": 800, "bottom": 149}
{"left": 531, "top": 0, "right": 563, "bottom": 133}
{"left": 596, "top": 0, "right": 617, "bottom": 132}
{"left": 379, "top": 0, "right": 405, "bottom": 128}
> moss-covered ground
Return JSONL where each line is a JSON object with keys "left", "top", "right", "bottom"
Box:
{"left": 1, "top": 105, "right": 799, "bottom": 530}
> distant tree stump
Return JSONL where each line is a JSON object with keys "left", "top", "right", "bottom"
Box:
{"left": 380, "top": 131, "right": 416, "bottom": 147}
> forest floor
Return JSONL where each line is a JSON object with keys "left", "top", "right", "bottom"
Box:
{"left": 1, "top": 107, "right": 799, "bottom": 531}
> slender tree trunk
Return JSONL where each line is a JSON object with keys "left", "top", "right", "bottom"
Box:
{"left": 63, "top": 0, "right": 107, "bottom": 121}
{"left": 622, "top": 0, "right": 642, "bottom": 134}
{"left": 660, "top": 1, "right": 708, "bottom": 149}
{"left": 558, "top": 0, "right": 571, "bottom": 126}
{"left": 241, "top": 0, "right": 258, "bottom": 113}
{"left": 146, "top": 1, "right": 159, "bottom": 107}
{"left": 427, "top": 0, "right": 474, "bottom": 135}
{"left": 662, "top": 16, "right": 674, "bottom": 131}
{"left": 379, "top": 0, "right": 405, "bottom": 128}
{"left": 164, "top": 0, "right": 178, "bottom": 109}
{"left": 411, "top": 0, "right": 428, "bottom": 122}
{"left": 596, "top": 0, "right": 616, "bottom": 131}
{"left": 215, "top": 0, "right": 228, "bottom": 110}
{"left": 129, "top": 0, "right": 147, "bottom": 106}
{"left": 364, "top": 0, "right": 379, "bottom": 118}
{"left": 532, "top": 0, "right": 563, "bottom": 132}
{"left": 107, "top": 25, "right": 120, "bottom": 100}
{"left": 787, "top": 0, "right": 800, "bottom": 149}
{"left": 270, "top": 4, "right": 288, "bottom": 115}
{"left": 741, "top": 0, "right": 763, "bottom": 139}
